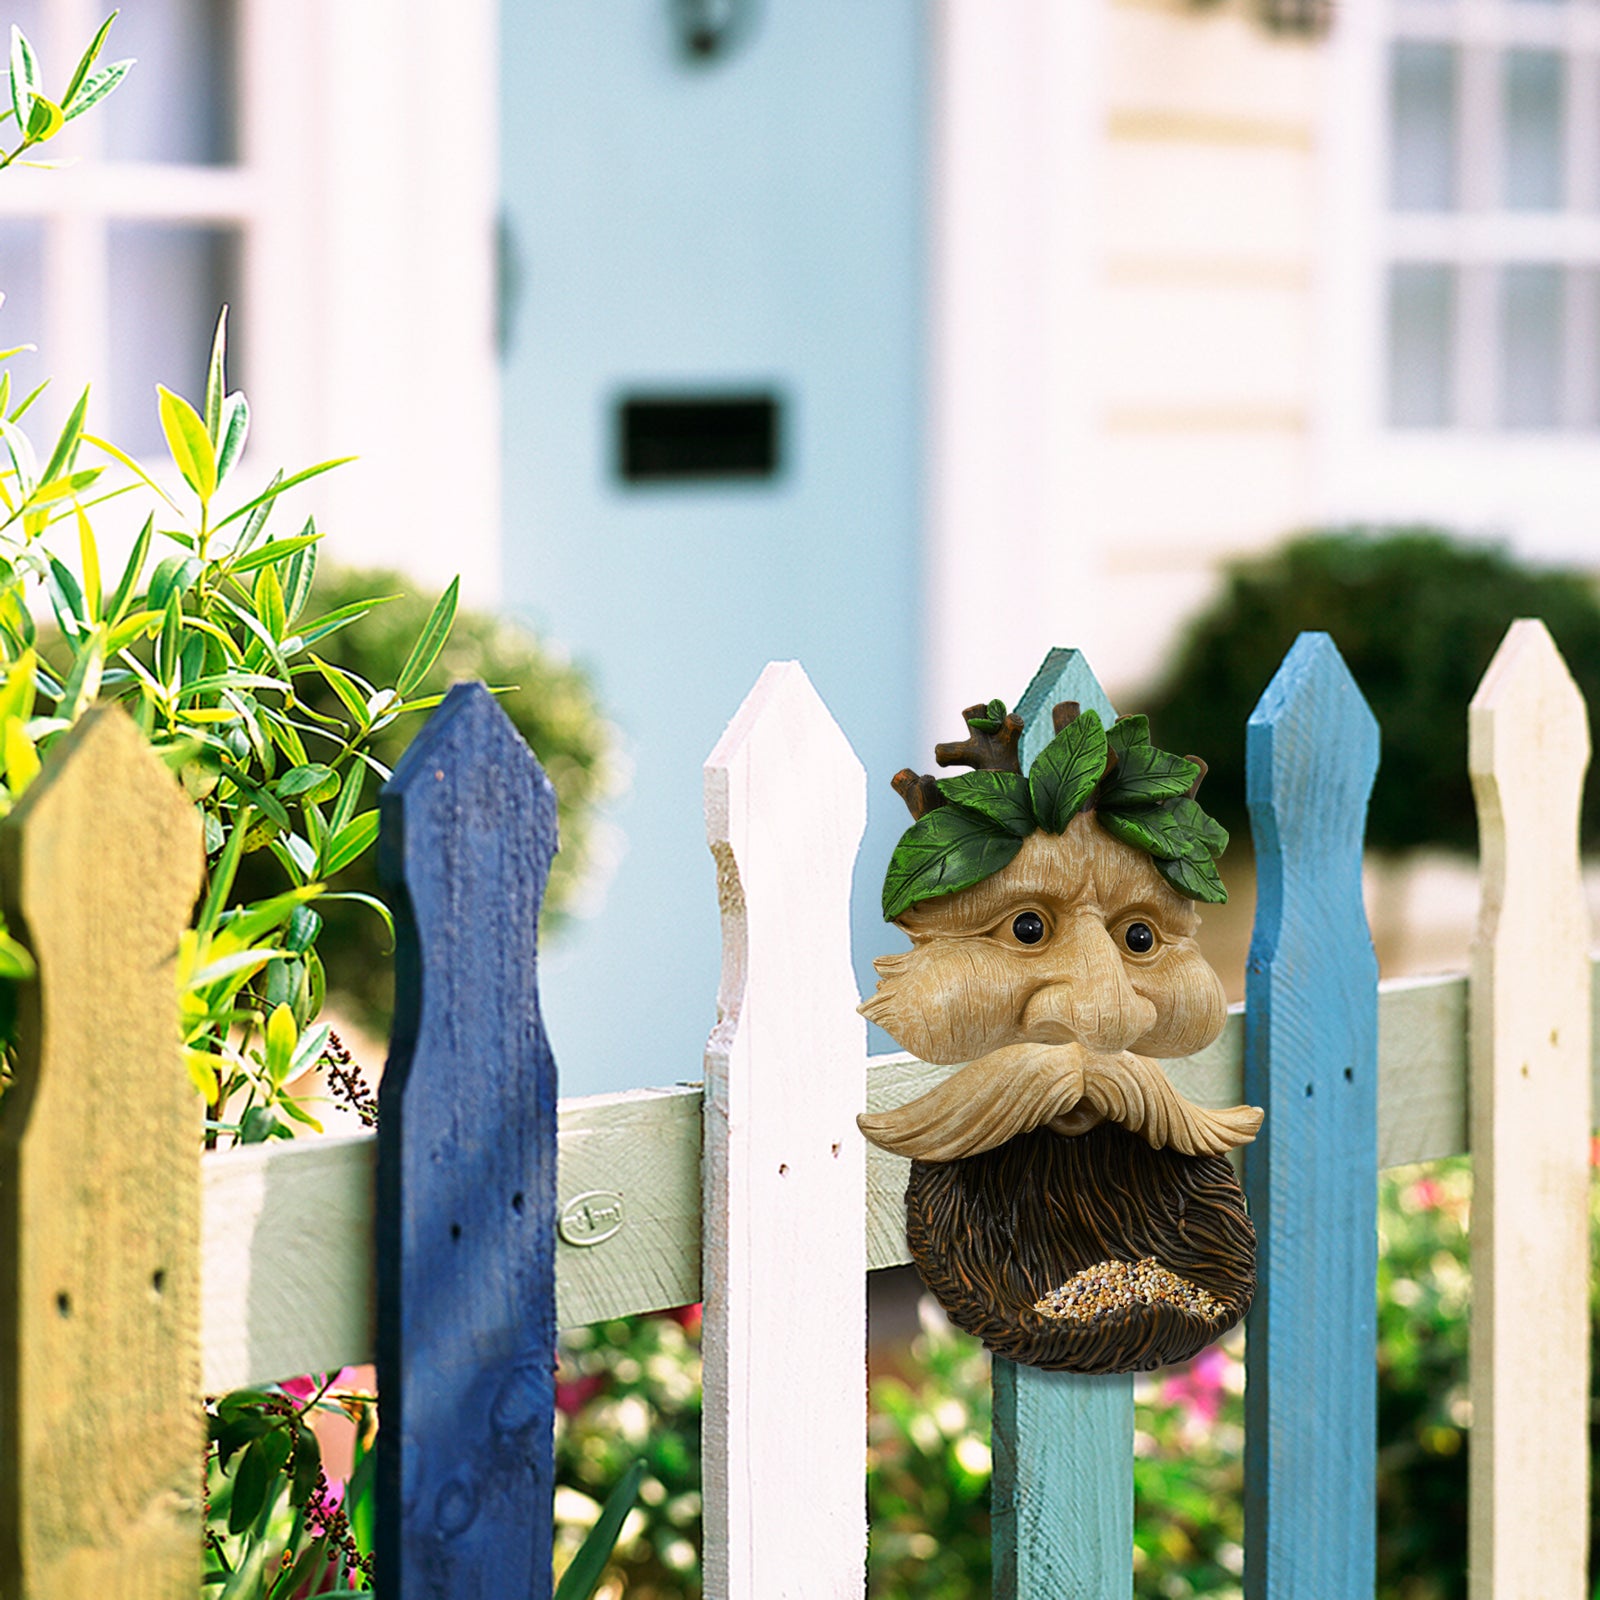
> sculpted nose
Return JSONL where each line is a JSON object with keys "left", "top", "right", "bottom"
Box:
{"left": 1022, "top": 915, "right": 1156, "bottom": 1052}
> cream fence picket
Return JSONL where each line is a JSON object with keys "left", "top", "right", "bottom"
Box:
{"left": 1468, "top": 620, "right": 1593, "bottom": 1600}
{"left": 6, "top": 623, "right": 1599, "bottom": 1595}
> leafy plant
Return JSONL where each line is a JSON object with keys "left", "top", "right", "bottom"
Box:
{"left": 249, "top": 562, "right": 618, "bottom": 1032}
{"left": 1140, "top": 529, "right": 1600, "bottom": 856}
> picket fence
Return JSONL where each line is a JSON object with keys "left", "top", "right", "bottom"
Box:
{"left": 0, "top": 623, "right": 1592, "bottom": 1599}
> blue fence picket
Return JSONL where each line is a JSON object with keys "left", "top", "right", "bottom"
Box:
{"left": 991, "top": 647, "right": 1133, "bottom": 1600}
{"left": 1243, "top": 632, "right": 1380, "bottom": 1597}
{"left": 376, "top": 682, "right": 560, "bottom": 1599}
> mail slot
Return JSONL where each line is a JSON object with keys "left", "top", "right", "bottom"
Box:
{"left": 617, "top": 393, "right": 781, "bottom": 482}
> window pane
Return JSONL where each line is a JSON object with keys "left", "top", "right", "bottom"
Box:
{"left": 1503, "top": 50, "right": 1564, "bottom": 210}
{"left": 99, "top": 0, "right": 238, "bottom": 165}
{"left": 106, "top": 223, "right": 242, "bottom": 456}
{"left": 0, "top": 219, "right": 48, "bottom": 417}
{"left": 1388, "top": 263, "right": 1456, "bottom": 425}
{"left": 1500, "top": 263, "right": 1564, "bottom": 426}
{"left": 1391, "top": 42, "right": 1458, "bottom": 210}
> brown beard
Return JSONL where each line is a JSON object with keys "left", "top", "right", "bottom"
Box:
{"left": 856, "top": 1041, "right": 1262, "bottom": 1162}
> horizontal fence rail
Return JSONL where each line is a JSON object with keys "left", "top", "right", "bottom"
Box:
{"left": 199, "top": 957, "right": 1600, "bottom": 1391}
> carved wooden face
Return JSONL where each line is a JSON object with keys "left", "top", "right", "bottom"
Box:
{"left": 861, "top": 812, "right": 1228, "bottom": 1066}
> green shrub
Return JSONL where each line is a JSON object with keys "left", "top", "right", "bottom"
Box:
{"left": 238, "top": 564, "right": 618, "bottom": 1030}
{"left": 1140, "top": 530, "right": 1600, "bottom": 855}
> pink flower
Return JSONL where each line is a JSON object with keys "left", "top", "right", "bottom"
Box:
{"left": 1410, "top": 1178, "right": 1443, "bottom": 1210}
{"left": 1159, "top": 1345, "right": 1230, "bottom": 1423}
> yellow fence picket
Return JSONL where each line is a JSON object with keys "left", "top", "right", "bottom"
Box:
{"left": 1468, "top": 619, "right": 1592, "bottom": 1600}
{"left": 0, "top": 707, "right": 204, "bottom": 1597}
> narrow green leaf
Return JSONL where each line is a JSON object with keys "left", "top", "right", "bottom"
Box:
{"left": 935, "top": 770, "right": 1035, "bottom": 839}
{"left": 45, "top": 555, "right": 86, "bottom": 636}
{"left": 264, "top": 1002, "right": 296, "bottom": 1086}
{"left": 881, "top": 806, "right": 1025, "bottom": 921}
{"left": 308, "top": 653, "right": 371, "bottom": 729}
{"left": 148, "top": 552, "right": 202, "bottom": 610}
{"left": 554, "top": 1460, "right": 650, "bottom": 1600}
{"left": 8, "top": 27, "right": 37, "bottom": 136}
{"left": 326, "top": 759, "right": 364, "bottom": 837}
{"left": 75, "top": 505, "right": 100, "bottom": 620}
{"left": 1027, "top": 708, "right": 1108, "bottom": 832}
{"left": 254, "top": 562, "right": 285, "bottom": 640}
{"left": 197, "top": 811, "right": 253, "bottom": 936}
{"left": 157, "top": 384, "right": 216, "bottom": 502}
{"left": 157, "top": 590, "right": 182, "bottom": 687}
{"left": 9, "top": 378, "right": 46, "bottom": 424}
{"left": 80, "top": 430, "right": 183, "bottom": 514}
{"left": 41, "top": 387, "right": 89, "bottom": 486}
{"left": 216, "top": 391, "right": 249, "bottom": 482}
{"left": 62, "top": 11, "right": 117, "bottom": 107}
{"left": 61, "top": 60, "right": 131, "bottom": 121}
{"left": 275, "top": 763, "right": 338, "bottom": 803}
{"left": 0, "top": 415, "right": 38, "bottom": 497}
{"left": 280, "top": 533, "right": 316, "bottom": 624}
{"left": 215, "top": 458, "right": 355, "bottom": 530}
{"left": 106, "top": 513, "right": 152, "bottom": 623}
{"left": 226, "top": 531, "right": 320, "bottom": 577}
{"left": 227, "top": 1426, "right": 291, "bottom": 1535}
{"left": 57, "top": 623, "right": 106, "bottom": 721}
{"left": 319, "top": 811, "right": 377, "bottom": 877}
{"left": 395, "top": 575, "right": 458, "bottom": 697}
{"left": 204, "top": 307, "right": 228, "bottom": 443}
{"left": 1097, "top": 745, "right": 1201, "bottom": 809}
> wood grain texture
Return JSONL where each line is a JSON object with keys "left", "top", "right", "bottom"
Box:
{"left": 700, "top": 662, "right": 868, "bottom": 1599}
{"left": 0, "top": 706, "right": 204, "bottom": 1598}
{"left": 1467, "top": 620, "right": 1591, "bottom": 1600}
{"left": 197, "top": 963, "right": 1552, "bottom": 1380}
{"left": 1243, "top": 632, "right": 1380, "bottom": 1600}
{"left": 992, "top": 648, "right": 1132, "bottom": 1600}
{"left": 201, "top": 1131, "right": 376, "bottom": 1393}
{"left": 375, "top": 682, "right": 559, "bottom": 1600}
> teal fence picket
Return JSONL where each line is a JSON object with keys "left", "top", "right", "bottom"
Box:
{"left": 1243, "top": 632, "right": 1380, "bottom": 1596}
{"left": 991, "top": 647, "right": 1133, "bottom": 1600}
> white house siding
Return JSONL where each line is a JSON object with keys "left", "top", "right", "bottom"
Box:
{"left": 1091, "top": 0, "right": 1325, "bottom": 697}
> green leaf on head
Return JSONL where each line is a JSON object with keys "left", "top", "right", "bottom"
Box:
{"left": 1097, "top": 744, "right": 1199, "bottom": 808}
{"left": 1027, "top": 708, "right": 1107, "bottom": 831}
{"left": 882, "top": 805, "right": 1025, "bottom": 921}
{"left": 936, "top": 769, "right": 1034, "bottom": 838}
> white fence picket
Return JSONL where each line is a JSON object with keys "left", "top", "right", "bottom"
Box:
{"left": 701, "top": 662, "right": 869, "bottom": 1599}
{"left": 1468, "top": 619, "right": 1592, "bottom": 1600}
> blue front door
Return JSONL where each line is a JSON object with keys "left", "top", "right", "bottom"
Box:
{"left": 500, "top": 2, "right": 925, "bottom": 1095}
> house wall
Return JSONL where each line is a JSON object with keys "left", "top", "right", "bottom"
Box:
{"left": 1094, "top": 0, "right": 1324, "bottom": 697}
{"left": 924, "top": 0, "right": 1325, "bottom": 724}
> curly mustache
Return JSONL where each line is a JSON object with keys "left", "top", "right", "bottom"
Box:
{"left": 856, "top": 1041, "right": 1263, "bottom": 1163}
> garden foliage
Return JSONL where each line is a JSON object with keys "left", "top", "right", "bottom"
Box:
{"left": 1142, "top": 529, "right": 1600, "bottom": 855}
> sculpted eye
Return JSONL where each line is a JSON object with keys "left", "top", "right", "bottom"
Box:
{"left": 1012, "top": 911, "right": 1046, "bottom": 946}
{"left": 1123, "top": 921, "right": 1155, "bottom": 955}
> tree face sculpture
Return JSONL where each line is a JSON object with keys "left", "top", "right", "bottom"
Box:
{"left": 858, "top": 701, "right": 1261, "bottom": 1374}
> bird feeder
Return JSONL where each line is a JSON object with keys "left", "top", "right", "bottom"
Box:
{"left": 857, "top": 700, "right": 1260, "bottom": 1375}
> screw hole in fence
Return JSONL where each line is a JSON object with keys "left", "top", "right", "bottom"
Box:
{"left": 1344, "top": 1067, "right": 1354, "bottom": 1082}
{"left": 55, "top": 1291, "right": 70, "bottom": 1318}
{"left": 512, "top": 1191, "right": 525, "bottom": 1214}
{"left": 831, "top": 1143, "right": 840, "bottom": 1158}
{"left": 1305, "top": 1082, "right": 1315, "bottom": 1097}
{"left": 778, "top": 1163, "right": 788, "bottom": 1176}
{"left": 151, "top": 1269, "right": 165, "bottom": 1296}
{"left": 450, "top": 1223, "right": 462, "bottom": 1242}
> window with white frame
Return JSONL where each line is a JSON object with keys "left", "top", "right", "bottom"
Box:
{"left": 0, "top": 0, "right": 247, "bottom": 457}
{"left": 1385, "top": 0, "right": 1600, "bottom": 431}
